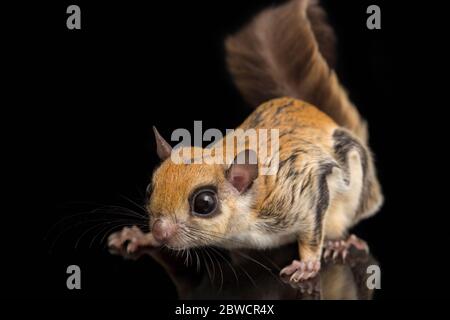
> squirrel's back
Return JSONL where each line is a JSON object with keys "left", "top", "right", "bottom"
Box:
{"left": 225, "top": 0, "right": 383, "bottom": 224}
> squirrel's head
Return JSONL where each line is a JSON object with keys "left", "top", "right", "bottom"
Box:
{"left": 146, "top": 127, "right": 259, "bottom": 250}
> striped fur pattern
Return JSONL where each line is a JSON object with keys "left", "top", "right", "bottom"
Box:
{"left": 147, "top": 0, "right": 383, "bottom": 265}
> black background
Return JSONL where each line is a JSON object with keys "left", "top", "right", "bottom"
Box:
{"left": 2, "top": 0, "right": 447, "bottom": 300}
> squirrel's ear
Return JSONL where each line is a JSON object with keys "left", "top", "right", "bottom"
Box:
{"left": 153, "top": 126, "right": 172, "bottom": 160}
{"left": 226, "top": 149, "right": 258, "bottom": 193}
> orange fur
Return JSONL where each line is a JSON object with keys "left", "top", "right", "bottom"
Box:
{"left": 113, "top": 0, "right": 383, "bottom": 282}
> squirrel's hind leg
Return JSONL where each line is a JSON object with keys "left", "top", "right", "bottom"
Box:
{"left": 323, "top": 234, "right": 369, "bottom": 262}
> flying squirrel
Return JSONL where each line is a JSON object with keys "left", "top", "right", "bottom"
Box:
{"left": 108, "top": 0, "right": 383, "bottom": 283}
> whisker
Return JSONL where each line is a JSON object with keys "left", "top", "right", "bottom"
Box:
{"left": 209, "top": 247, "right": 239, "bottom": 287}
{"left": 44, "top": 207, "right": 148, "bottom": 241}
{"left": 203, "top": 247, "right": 216, "bottom": 282}
{"left": 193, "top": 249, "right": 201, "bottom": 272}
{"left": 186, "top": 226, "right": 249, "bottom": 247}
{"left": 75, "top": 219, "right": 143, "bottom": 249}
{"left": 119, "top": 194, "right": 148, "bottom": 216}
{"left": 200, "top": 249, "right": 213, "bottom": 285}
{"left": 44, "top": 208, "right": 146, "bottom": 241}
{"left": 91, "top": 221, "right": 148, "bottom": 248}
{"left": 49, "top": 217, "right": 141, "bottom": 252}
{"left": 235, "top": 251, "right": 272, "bottom": 272}
{"left": 48, "top": 217, "right": 117, "bottom": 252}
{"left": 236, "top": 263, "right": 257, "bottom": 288}
{"left": 204, "top": 247, "right": 223, "bottom": 293}
{"left": 235, "top": 251, "right": 280, "bottom": 283}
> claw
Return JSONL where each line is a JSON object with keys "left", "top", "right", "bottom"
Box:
{"left": 342, "top": 249, "right": 348, "bottom": 262}
{"left": 107, "top": 225, "right": 158, "bottom": 258}
{"left": 332, "top": 249, "right": 339, "bottom": 260}
{"left": 323, "top": 234, "right": 369, "bottom": 263}
{"left": 291, "top": 272, "right": 304, "bottom": 282}
{"left": 281, "top": 259, "right": 321, "bottom": 284}
{"left": 280, "top": 260, "right": 303, "bottom": 276}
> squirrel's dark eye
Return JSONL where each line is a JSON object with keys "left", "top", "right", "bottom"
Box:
{"left": 192, "top": 190, "right": 217, "bottom": 216}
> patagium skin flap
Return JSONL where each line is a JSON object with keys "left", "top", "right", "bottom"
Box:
{"left": 109, "top": 0, "right": 383, "bottom": 283}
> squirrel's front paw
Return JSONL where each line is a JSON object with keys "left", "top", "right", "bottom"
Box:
{"left": 108, "top": 226, "right": 160, "bottom": 259}
{"left": 280, "top": 259, "right": 321, "bottom": 282}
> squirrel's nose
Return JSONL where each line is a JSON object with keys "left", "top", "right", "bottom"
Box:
{"left": 152, "top": 219, "right": 175, "bottom": 243}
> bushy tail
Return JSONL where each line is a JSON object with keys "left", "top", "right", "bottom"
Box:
{"left": 226, "top": 0, "right": 368, "bottom": 141}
